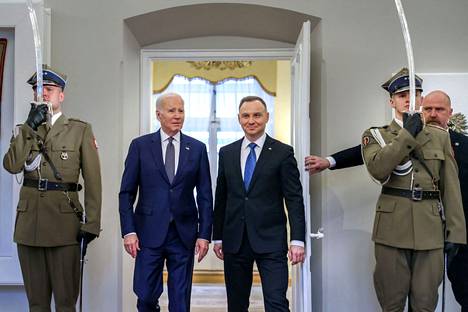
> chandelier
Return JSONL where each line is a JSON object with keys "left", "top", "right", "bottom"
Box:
{"left": 187, "top": 61, "right": 253, "bottom": 71}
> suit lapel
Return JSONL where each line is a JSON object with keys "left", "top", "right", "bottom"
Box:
{"left": 172, "top": 133, "right": 190, "bottom": 185}
{"left": 247, "top": 135, "right": 274, "bottom": 193}
{"left": 150, "top": 130, "right": 170, "bottom": 184}
{"left": 230, "top": 139, "right": 244, "bottom": 192}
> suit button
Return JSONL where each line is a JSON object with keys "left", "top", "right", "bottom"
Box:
{"left": 40, "top": 193, "right": 45, "bottom": 198}
{"left": 414, "top": 168, "right": 419, "bottom": 173}
{"left": 241, "top": 216, "right": 245, "bottom": 221}
{"left": 170, "top": 189, "right": 173, "bottom": 192}
{"left": 245, "top": 197, "right": 248, "bottom": 200}
{"left": 415, "top": 183, "right": 420, "bottom": 187}
{"left": 42, "top": 162, "right": 47, "bottom": 166}
{"left": 407, "top": 145, "right": 412, "bottom": 149}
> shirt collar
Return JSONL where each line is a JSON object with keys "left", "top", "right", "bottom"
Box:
{"left": 51, "top": 112, "right": 62, "bottom": 126}
{"left": 160, "top": 129, "right": 181, "bottom": 143}
{"left": 394, "top": 118, "right": 403, "bottom": 128}
{"left": 242, "top": 133, "right": 267, "bottom": 150}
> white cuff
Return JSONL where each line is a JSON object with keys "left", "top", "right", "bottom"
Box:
{"left": 124, "top": 232, "right": 136, "bottom": 238}
{"left": 290, "top": 240, "right": 304, "bottom": 247}
{"left": 326, "top": 156, "right": 336, "bottom": 168}
{"left": 213, "top": 240, "right": 222, "bottom": 245}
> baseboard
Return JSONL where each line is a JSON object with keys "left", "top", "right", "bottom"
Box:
{"left": 163, "top": 270, "right": 261, "bottom": 284}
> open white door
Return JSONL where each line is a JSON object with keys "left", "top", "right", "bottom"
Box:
{"left": 291, "top": 20, "right": 313, "bottom": 312}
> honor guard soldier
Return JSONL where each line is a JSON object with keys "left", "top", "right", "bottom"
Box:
{"left": 3, "top": 65, "right": 102, "bottom": 312}
{"left": 361, "top": 68, "right": 466, "bottom": 311}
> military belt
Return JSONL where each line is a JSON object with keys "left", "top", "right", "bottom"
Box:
{"left": 23, "top": 178, "right": 82, "bottom": 192}
{"left": 382, "top": 186, "right": 440, "bottom": 201}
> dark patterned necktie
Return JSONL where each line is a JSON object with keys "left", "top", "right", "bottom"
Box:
{"left": 243, "top": 142, "right": 257, "bottom": 190}
{"left": 165, "top": 137, "right": 175, "bottom": 183}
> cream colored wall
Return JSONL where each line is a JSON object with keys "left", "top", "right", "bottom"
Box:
{"left": 275, "top": 60, "right": 291, "bottom": 144}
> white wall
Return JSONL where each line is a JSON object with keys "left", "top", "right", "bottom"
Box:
{"left": 1, "top": 0, "right": 468, "bottom": 311}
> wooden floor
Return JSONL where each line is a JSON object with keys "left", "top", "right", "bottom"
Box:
{"left": 159, "top": 283, "right": 292, "bottom": 311}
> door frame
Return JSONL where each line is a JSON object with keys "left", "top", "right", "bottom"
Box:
{"left": 139, "top": 47, "right": 311, "bottom": 310}
{"left": 140, "top": 48, "right": 295, "bottom": 134}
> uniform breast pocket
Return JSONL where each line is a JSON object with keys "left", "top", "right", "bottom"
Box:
{"left": 422, "top": 149, "right": 444, "bottom": 175}
{"left": 52, "top": 143, "right": 78, "bottom": 170}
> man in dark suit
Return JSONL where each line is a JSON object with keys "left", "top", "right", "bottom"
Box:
{"left": 305, "top": 90, "right": 468, "bottom": 311}
{"left": 119, "top": 93, "right": 213, "bottom": 312}
{"left": 213, "top": 95, "right": 306, "bottom": 312}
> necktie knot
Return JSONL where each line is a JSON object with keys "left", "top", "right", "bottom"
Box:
{"left": 248, "top": 142, "right": 257, "bottom": 150}
{"left": 168, "top": 137, "right": 174, "bottom": 143}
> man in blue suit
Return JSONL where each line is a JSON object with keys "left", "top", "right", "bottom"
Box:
{"left": 119, "top": 92, "right": 213, "bottom": 312}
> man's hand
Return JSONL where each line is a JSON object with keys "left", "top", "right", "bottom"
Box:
{"left": 76, "top": 230, "right": 97, "bottom": 245}
{"left": 403, "top": 112, "right": 423, "bottom": 138}
{"left": 445, "top": 242, "right": 460, "bottom": 271}
{"left": 213, "top": 243, "right": 224, "bottom": 260}
{"left": 195, "top": 239, "right": 209, "bottom": 263}
{"left": 305, "top": 155, "right": 330, "bottom": 175}
{"left": 26, "top": 103, "right": 48, "bottom": 131}
{"left": 123, "top": 233, "right": 140, "bottom": 258}
{"left": 288, "top": 245, "right": 305, "bottom": 265}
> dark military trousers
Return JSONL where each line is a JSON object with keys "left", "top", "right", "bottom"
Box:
{"left": 448, "top": 245, "right": 468, "bottom": 311}
{"left": 373, "top": 243, "right": 444, "bottom": 312}
{"left": 17, "top": 244, "right": 81, "bottom": 312}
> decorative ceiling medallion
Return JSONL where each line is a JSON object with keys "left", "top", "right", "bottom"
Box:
{"left": 187, "top": 61, "right": 253, "bottom": 71}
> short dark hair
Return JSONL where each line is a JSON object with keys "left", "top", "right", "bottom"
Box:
{"left": 238, "top": 96, "right": 267, "bottom": 111}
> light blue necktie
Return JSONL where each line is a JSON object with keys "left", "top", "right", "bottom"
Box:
{"left": 244, "top": 142, "right": 257, "bottom": 190}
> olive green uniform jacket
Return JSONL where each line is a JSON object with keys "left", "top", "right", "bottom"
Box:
{"left": 362, "top": 120, "right": 466, "bottom": 250}
{"left": 3, "top": 114, "right": 102, "bottom": 247}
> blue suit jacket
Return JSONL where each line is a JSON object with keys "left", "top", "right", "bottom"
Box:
{"left": 119, "top": 130, "right": 213, "bottom": 249}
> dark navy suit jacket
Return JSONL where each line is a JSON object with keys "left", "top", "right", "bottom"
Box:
{"left": 119, "top": 130, "right": 213, "bottom": 250}
{"left": 213, "top": 135, "right": 305, "bottom": 254}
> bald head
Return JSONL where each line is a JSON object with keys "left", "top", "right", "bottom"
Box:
{"left": 422, "top": 90, "right": 453, "bottom": 129}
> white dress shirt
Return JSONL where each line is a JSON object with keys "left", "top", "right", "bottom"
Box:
{"left": 240, "top": 133, "right": 266, "bottom": 178}
{"left": 51, "top": 111, "right": 62, "bottom": 126}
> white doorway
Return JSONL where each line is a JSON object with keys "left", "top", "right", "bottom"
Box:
{"left": 131, "top": 21, "right": 313, "bottom": 312}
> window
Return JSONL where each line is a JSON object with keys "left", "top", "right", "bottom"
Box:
{"left": 152, "top": 75, "right": 275, "bottom": 177}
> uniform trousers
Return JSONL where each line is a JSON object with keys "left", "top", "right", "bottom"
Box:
{"left": 17, "top": 244, "right": 81, "bottom": 312}
{"left": 223, "top": 228, "right": 289, "bottom": 312}
{"left": 373, "top": 243, "right": 443, "bottom": 312}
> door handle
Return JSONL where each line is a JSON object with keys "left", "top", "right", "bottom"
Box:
{"left": 310, "top": 227, "right": 324, "bottom": 239}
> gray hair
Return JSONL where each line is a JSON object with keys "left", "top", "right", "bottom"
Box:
{"left": 156, "top": 92, "right": 184, "bottom": 110}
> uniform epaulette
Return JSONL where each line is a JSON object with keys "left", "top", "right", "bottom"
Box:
{"left": 425, "top": 124, "right": 446, "bottom": 132}
{"left": 68, "top": 118, "right": 88, "bottom": 125}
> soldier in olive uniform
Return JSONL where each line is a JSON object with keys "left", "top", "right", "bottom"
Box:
{"left": 361, "top": 69, "right": 466, "bottom": 311}
{"left": 2, "top": 65, "right": 102, "bottom": 312}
